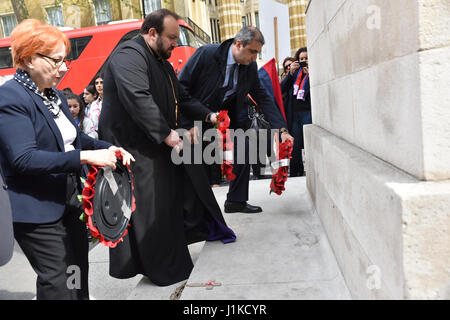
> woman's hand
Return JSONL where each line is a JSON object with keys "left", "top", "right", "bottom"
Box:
{"left": 289, "top": 61, "right": 300, "bottom": 75}
{"left": 80, "top": 149, "right": 118, "bottom": 169}
{"left": 108, "top": 146, "right": 135, "bottom": 166}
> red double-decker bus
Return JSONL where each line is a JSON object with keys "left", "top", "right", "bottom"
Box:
{"left": 0, "top": 19, "right": 206, "bottom": 93}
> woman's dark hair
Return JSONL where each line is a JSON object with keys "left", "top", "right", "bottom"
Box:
{"left": 283, "top": 57, "right": 294, "bottom": 66}
{"left": 85, "top": 84, "right": 98, "bottom": 99}
{"left": 93, "top": 73, "right": 103, "bottom": 83}
{"left": 66, "top": 92, "right": 86, "bottom": 131}
{"left": 294, "top": 47, "right": 308, "bottom": 62}
{"left": 282, "top": 57, "right": 295, "bottom": 75}
{"left": 141, "top": 8, "right": 180, "bottom": 35}
{"left": 62, "top": 87, "right": 73, "bottom": 97}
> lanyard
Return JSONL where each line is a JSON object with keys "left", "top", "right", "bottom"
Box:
{"left": 300, "top": 73, "right": 309, "bottom": 91}
{"left": 167, "top": 75, "right": 178, "bottom": 126}
{"left": 293, "top": 69, "right": 303, "bottom": 88}
{"left": 294, "top": 70, "right": 309, "bottom": 91}
{"left": 293, "top": 69, "right": 309, "bottom": 96}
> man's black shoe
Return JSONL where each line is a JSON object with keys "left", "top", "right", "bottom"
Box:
{"left": 224, "top": 201, "right": 262, "bottom": 214}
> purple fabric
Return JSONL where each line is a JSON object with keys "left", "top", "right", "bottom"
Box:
{"left": 206, "top": 217, "right": 236, "bottom": 244}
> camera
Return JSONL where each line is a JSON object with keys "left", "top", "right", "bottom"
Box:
{"left": 299, "top": 61, "right": 308, "bottom": 68}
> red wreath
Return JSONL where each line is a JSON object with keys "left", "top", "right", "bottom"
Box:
{"left": 215, "top": 110, "right": 236, "bottom": 181}
{"left": 270, "top": 140, "right": 293, "bottom": 195}
{"left": 81, "top": 150, "right": 136, "bottom": 248}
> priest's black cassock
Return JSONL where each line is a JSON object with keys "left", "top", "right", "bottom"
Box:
{"left": 98, "top": 35, "right": 235, "bottom": 286}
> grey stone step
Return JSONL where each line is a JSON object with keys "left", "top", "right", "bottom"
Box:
{"left": 0, "top": 244, "right": 35, "bottom": 300}
{"left": 0, "top": 177, "right": 350, "bottom": 300}
{"left": 180, "top": 177, "right": 351, "bottom": 300}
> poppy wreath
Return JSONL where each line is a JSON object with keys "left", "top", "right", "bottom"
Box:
{"left": 270, "top": 139, "right": 293, "bottom": 195}
{"left": 215, "top": 110, "right": 236, "bottom": 181}
{"left": 80, "top": 150, "right": 136, "bottom": 248}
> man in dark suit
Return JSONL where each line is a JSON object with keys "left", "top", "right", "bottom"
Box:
{"left": 0, "top": 167, "right": 13, "bottom": 267}
{"left": 179, "top": 26, "right": 294, "bottom": 214}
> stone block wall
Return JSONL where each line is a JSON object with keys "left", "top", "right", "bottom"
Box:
{"left": 305, "top": 0, "right": 450, "bottom": 299}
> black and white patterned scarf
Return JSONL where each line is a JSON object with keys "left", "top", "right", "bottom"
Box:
{"left": 14, "top": 69, "right": 62, "bottom": 118}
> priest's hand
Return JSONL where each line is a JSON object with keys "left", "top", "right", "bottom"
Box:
{"left": 209, "top": 113, "right": 218, "bottom": 125}
{"left": 184, "top": 126, "right": 200, "bottom": 144}
{"left": 108, "top": 146, "right": 135, "bottom": 166}
{"left": 80, "top": 149, "right": 118, "bottom": 169}
{"left": 164, "top": 129, "right": 182, "bottom": 149}
{"left": 205, "top": 112, "right": 218, "bottom": 125}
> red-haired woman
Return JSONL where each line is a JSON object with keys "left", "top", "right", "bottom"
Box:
{"left": 0, "top": 19, "right": 134, "bottom": 300}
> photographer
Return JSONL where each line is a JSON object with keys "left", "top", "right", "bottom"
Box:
{"left": 281, "top": 47, "right": 311, "bottom": 177}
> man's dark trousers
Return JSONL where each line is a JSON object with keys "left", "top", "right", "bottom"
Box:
{"left": 227, "top": 135, "right": 251, "bottom": 203}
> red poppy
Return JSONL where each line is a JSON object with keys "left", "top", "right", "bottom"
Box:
{"left": 215, "top": 110, "right": 236, "bottom": 181}
{"left": 270, "top": 140, "right": 293, "bottom": 195}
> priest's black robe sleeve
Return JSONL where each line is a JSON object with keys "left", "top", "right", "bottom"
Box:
{"left": 108, "top": 47, "right": 172, "bottom": 144}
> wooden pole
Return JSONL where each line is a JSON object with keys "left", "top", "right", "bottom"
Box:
{"left": 274, "top": 17, "right": 279, "bottom": 74}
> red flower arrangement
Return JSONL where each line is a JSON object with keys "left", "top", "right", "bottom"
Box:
{"left": 270, "top": 139, "right": 293, "bottom": 195}
{"left": 81, "top": 150, "right": 135, "bottom": 248}
{"left": 215, "top": 110, "right": 236, "bottom": 181}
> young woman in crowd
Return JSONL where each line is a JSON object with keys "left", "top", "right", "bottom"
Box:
{"left": 83, "top": 84, "right": 98, "bottom": 118}
{"left": 67, "top": 92, "right": 97, "bottom": 139}
{"left": 89, "top": 74, "right": 104, "bottom": 133}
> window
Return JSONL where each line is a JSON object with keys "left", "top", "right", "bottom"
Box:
{"left": 67, "top": 36, "right": 93, "bottom": 61}
{"left": 1, "top": 14, "right": 17, "bottom": 38}
{"left": 210, "top": 18, "right": 220, "bottom": 43}
{"left": 143, "top": 0, "right": 161, "bottom": 16}
{"left": 242, "top": 16, "right": 247, "bottom": 27}
{"left": 178, "top": 26, "right": 202, "bottom": 49}
{"left": 46, "top": 7, "right": 64, "bottom": 27}
{"left": 94, "top": 0, "right": 112, "bottom": 25}
{"left": 94, "top": 29, "right": 141, "bottom": 80}
{"left": 0, "top": 46, "right": 13, "bottom": 69}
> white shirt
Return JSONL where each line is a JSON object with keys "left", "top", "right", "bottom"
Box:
{"left": 54, "top": 111, "right": 77, "bottom": 152}
{"left": 223, "top": 46, "right": 239, "bottom": 100}
{"left": 89, "top": 97, "right": 103, "bottom": 133}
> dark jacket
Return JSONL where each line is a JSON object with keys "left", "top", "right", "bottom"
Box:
{"left": 178, "top": 39, "right": 287, "bottom": 129}
{"left": 0, "top": 79, "right": 111, "bottom": 223}
{"left": 281, "top": 69, "right": 311, "bottom": 132}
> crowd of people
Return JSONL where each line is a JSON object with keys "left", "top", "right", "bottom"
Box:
{"left": 0, "top": 8, "right": 311, "bottom": 300}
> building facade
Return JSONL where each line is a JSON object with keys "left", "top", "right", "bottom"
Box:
{"left": 1, "top": 0, "right": 308, "bottom": 67}
{"left": 0, "top": 0, "right": 212, "bottom": 40}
